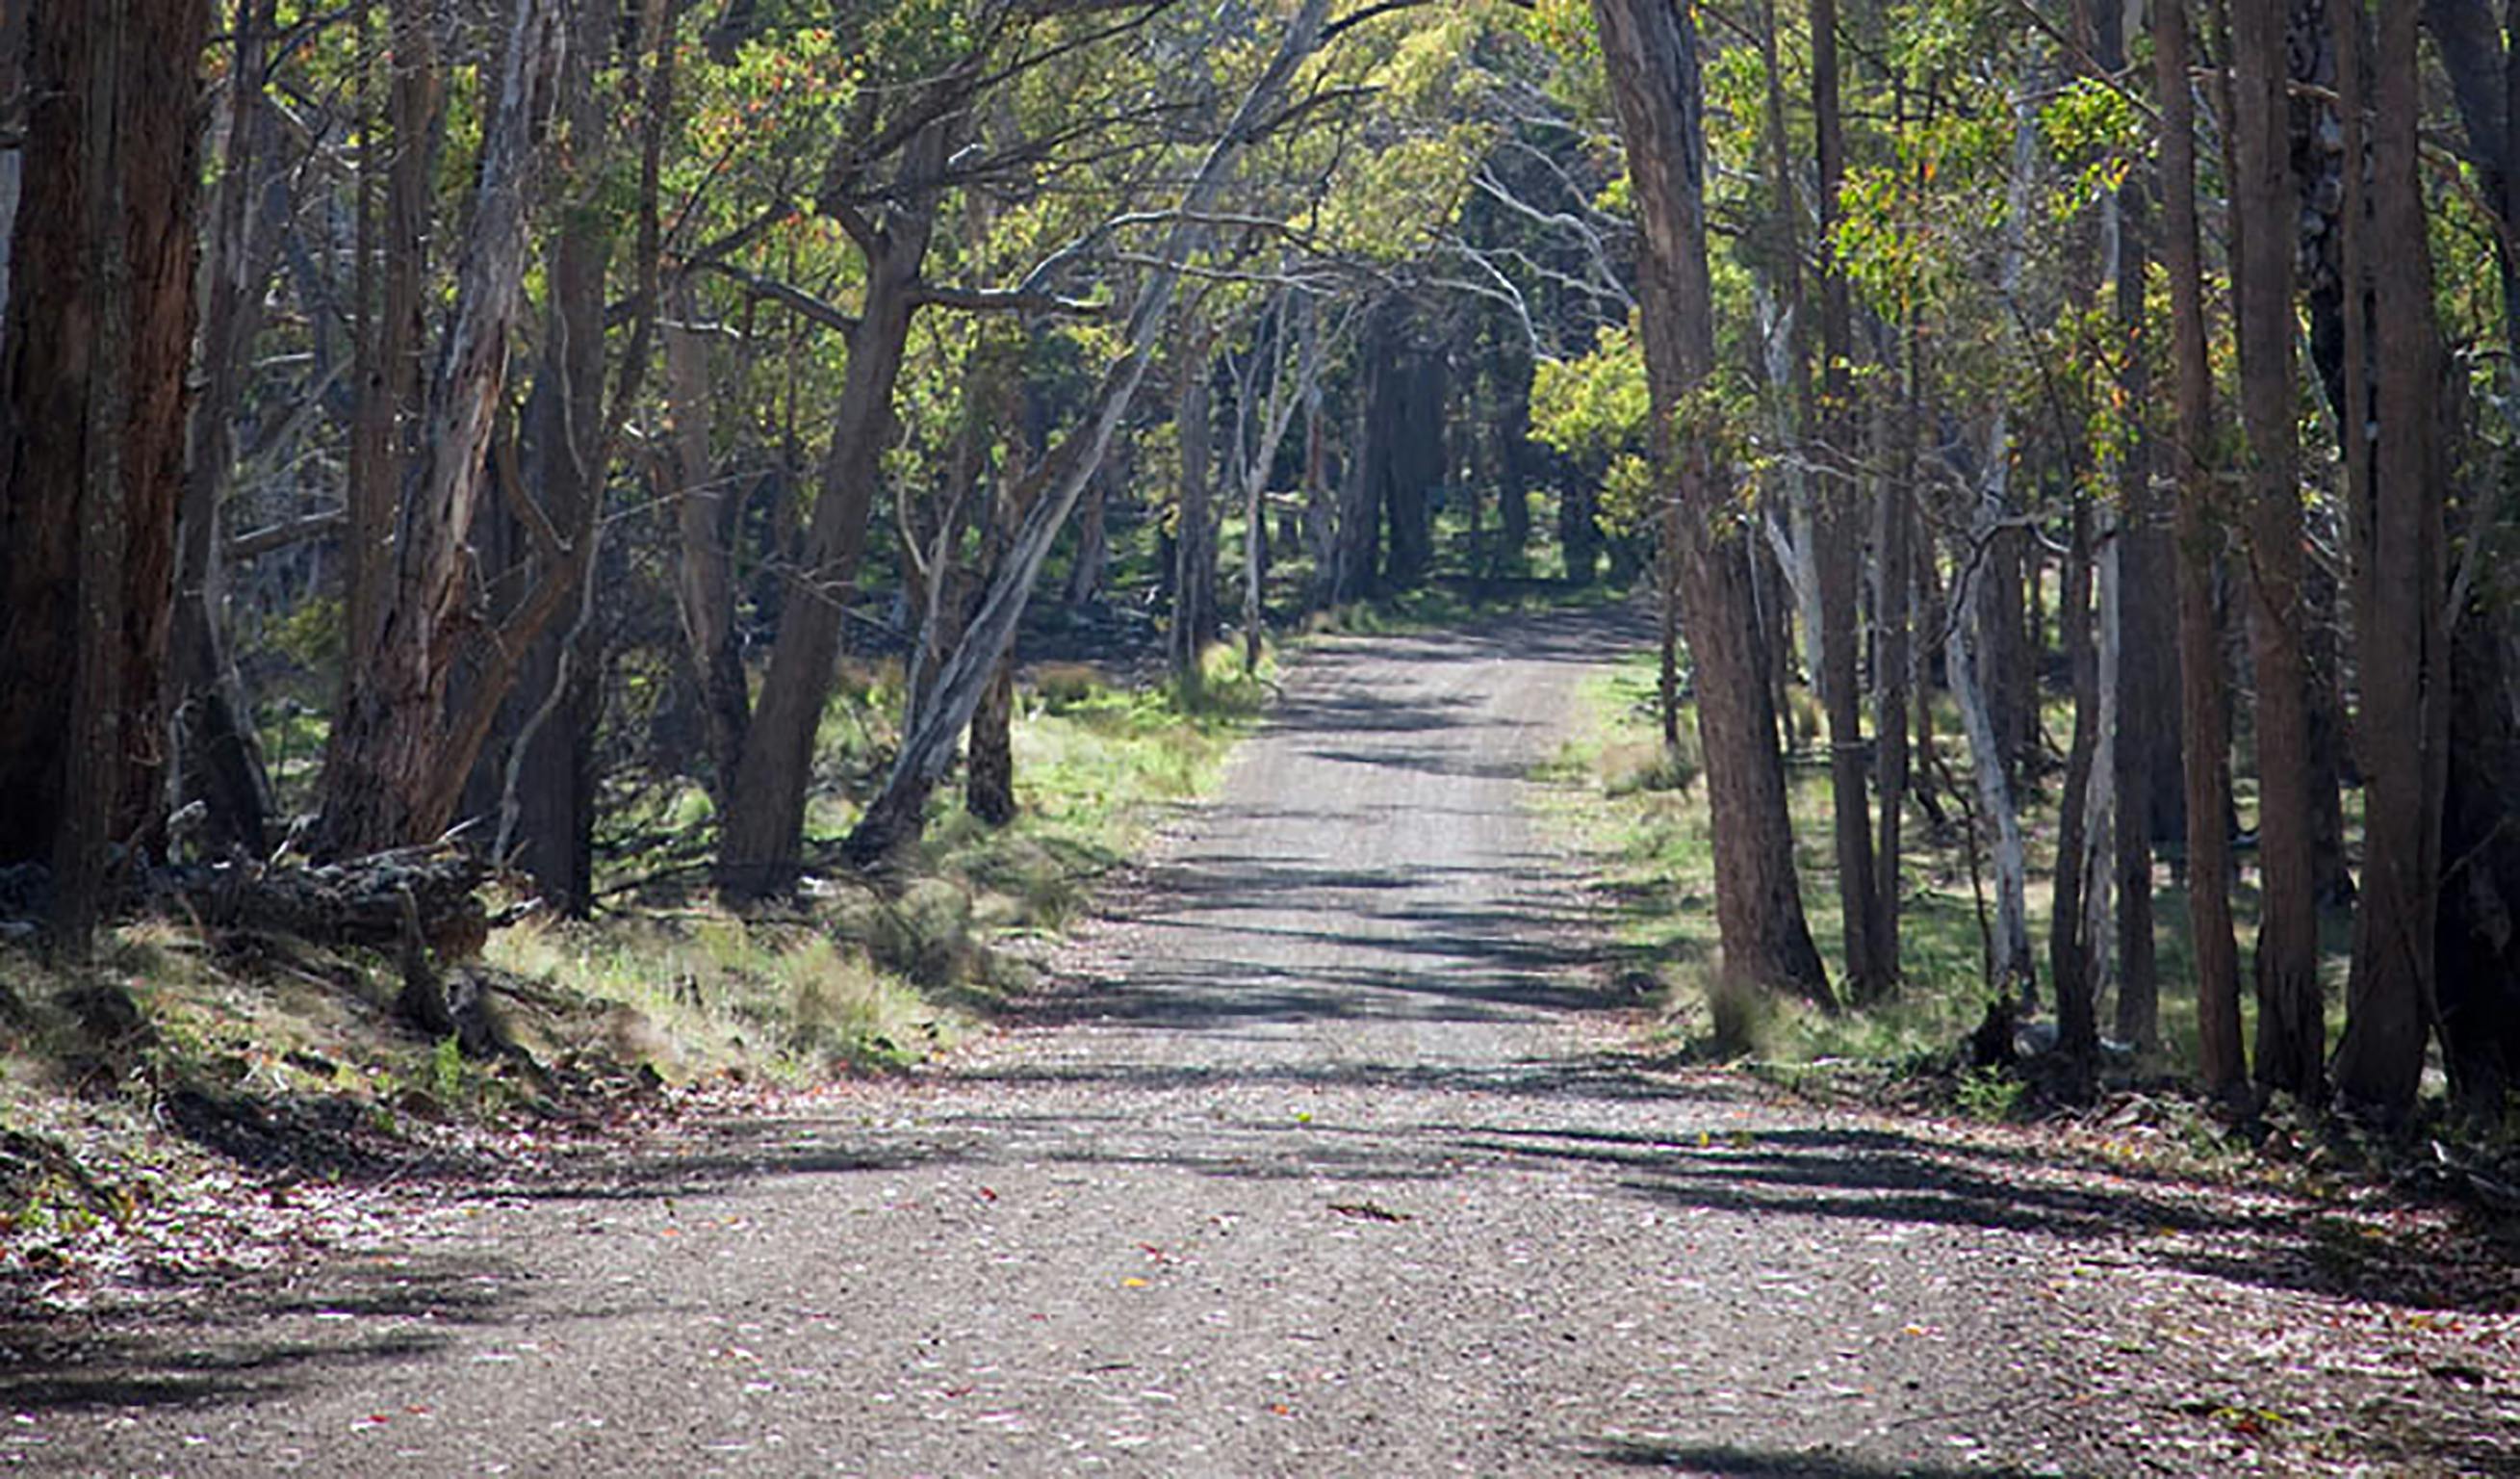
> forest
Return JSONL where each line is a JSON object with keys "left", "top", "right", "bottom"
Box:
{"left": 9, "top": 0, "right": 2520, "bottom": 1463}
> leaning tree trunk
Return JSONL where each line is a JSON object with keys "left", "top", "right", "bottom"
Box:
{"left": 1593, "top": 0, "right": 1833, "bottom": 1009}
{"left": 715, "top": 131, "right": 946, "bottom": 897}
{"left": 316, "top": 0, "right": 566, "bottom": 858}
{"left": 842, "top": 1, "right": 1332, "bottom": 865}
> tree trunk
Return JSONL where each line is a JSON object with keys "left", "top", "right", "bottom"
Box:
{"left": 1170, "top": 324, "right": 1215, "bottom": 687}
{"left": 967, "top": 369, "right": 1036, "bottom": 829}
{"left": 2417, "top": 0, "right": 2520, "bottom": 1119}
{"left": 345, "top": 0, "right": 441, "bottom": 718}
{"left": 1366, "top": 302, "right": 1442, "bottom": 595}
{"left": 316, "top": 0, "right": 566, "bottom": 858}
{"left": 1594, "top": 0, "right": 1833, "bottom": 1009}
{"left": 1064, "top": 461, "right": 1109, "bottom": 607}
{"left": 1875, "top": 329, "right": 1917, "bottom": 985}
{"left": 2112, "top": 154, "right": 2164, "bottom": 1052}
{"left": 0, "top": 0, "right": 207, "bottom": 909}
{"left": 2051, "top": 488, "right": 2101, "bottom": 1084}
{"left": 1496, "top": 321, "right": 1533, "bottom": 573}
{"left": 668, "top": 281, "right": 749, "bottom": 808}
{"left": 2158, "top": 0, "right": 2248, "bottom": 1098}
{"left": 716, "top": 122, "right": 951, "bottom": 898}
{"left": 2334, "top": 1, "right": 2449, "bottom": 1120}
{"left": 1949, "top": 111, "right": 2042, "bottom": 1007}
{"left": 1559, "top": 476, "right": 1600, "bottom": 586}
{"left": 169, "top": 0, "right": 278, "bottom": 860}
{"left": 1810, "top": 0, "right": 1884, "bottom": 999}
{"left": 2230, "top": 0, "right": 2324, "bottom": 1103}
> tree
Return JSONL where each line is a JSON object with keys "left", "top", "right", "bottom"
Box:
{"left": 2155, "top": 0, "right": 2247, "bottom": 1099}
{"left": 0, "top": 0, "right": 211, "bottom": 954}
{"left": 841, "top": 0, "right": 1335, "bottom": 864}
{"left": 1591, "top": 0, "right": 1834, "bottom": 1009}
{"left": 2227, "top": 0, "right": 2323, "bottom": 1103}
{"left": 316, "top": 0, "right": 571, "bottom": 857}
{"left": 1808, "top": 0, "right": 1887, "bottom": 1001}
{"left": 2331, "top": 0, "right": 2449, "bottom": 1119}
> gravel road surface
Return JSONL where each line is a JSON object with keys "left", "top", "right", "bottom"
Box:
{"left": 14, "top": 609, "right": 2508, "bottom": 1477}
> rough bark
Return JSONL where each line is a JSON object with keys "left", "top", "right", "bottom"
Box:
{"left": 1593, "top": 0, "right": 1833, "bottom": 1008}
{"left": 0, "top": 0, "right": 207, "bottom": 905}
{"left": 316, "top": 0, "right": 566, "bottom": 857}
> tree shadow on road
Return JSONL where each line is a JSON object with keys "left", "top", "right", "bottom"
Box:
{"left": 1583, "top": 1440, "right": 2094, "bottom": 1477}
{"left": 0, "top": 1250, "right": 510, "bottom": 1414}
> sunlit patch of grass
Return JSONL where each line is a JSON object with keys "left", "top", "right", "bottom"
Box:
{"left": 1549, "top": 643, "right": 2379, "bottom": 1104}
{"left": 1542, "top": 653, "right": 2051, "bottom": 1078}
{"left": 539, "top": 642, "right": 1272, "bottom": 1081}
{"left": 486, "top": 912, "right": 959, "bottom": 1079}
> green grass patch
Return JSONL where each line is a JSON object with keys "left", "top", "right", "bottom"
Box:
{"left": 1540, "top": 650, "right": 2353, "bottom": 1100}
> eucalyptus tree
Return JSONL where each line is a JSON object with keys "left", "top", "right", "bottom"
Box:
{"left": 314, "top": 0, "right": 573, "bottom": 856}
{"left": 839, "top": 0, "right": 1342, "bottom": 863}
{"left": 0, "top": 0, "right": 213, "bottom": 954}
{"left": 1590, "top": 0, "right": 1834, "bottom": 1008}
{"left": 2225, "top": 0, "right": 2323, "bottom": 1102}
{"left": 707, "top": 0, "right": 1184, "bottom": 896}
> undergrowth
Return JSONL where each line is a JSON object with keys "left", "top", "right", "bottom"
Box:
{"left": 1538, "top": 651, "right": 2228, "bottom": 1108}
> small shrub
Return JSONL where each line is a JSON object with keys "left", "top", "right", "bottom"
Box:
{"left": 1956, "top": 1065, "right": 2025, "bottom": 1122}
{"left": 431, "top": 1033, "right": 464, "bottom": 1103}
{"left": 1028, "top": 662, "right": 1105, "bottom": 711}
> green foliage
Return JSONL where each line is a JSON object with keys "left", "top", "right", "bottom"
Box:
{"left": 431, "top": 1033, "right": 465, "bottom": 1103}
{"left": 1530, "top": 323, "right": 1650, "bottom": 468}
{"left": 1956, "top": 1064, "right": 2026, "bottom": 1122}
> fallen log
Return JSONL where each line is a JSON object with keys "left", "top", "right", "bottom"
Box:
{"left": 157, "top": 847, "right": 492, "bottom": 960}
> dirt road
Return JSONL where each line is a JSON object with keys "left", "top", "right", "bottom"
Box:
{"left": 14, "top": 610, "right": 2514, "bottom": 1476}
